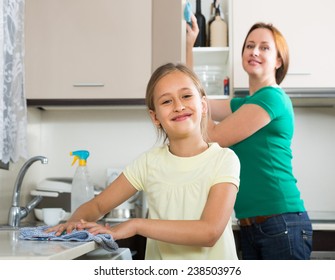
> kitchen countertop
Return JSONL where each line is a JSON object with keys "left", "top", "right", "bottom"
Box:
{"left": 310, "top": 223, "right": 335, "bottom": 231}
{"left": 309, "top": 211, "right": 335, "bottom": 231}
{"left": 0, "top": 230, "right": 98, "bottom": 260}
{"left": 1, "top": 212, "right": 333, "bottom": 260}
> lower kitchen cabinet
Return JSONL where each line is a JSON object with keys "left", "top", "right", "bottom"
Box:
{"left": 311, "top": 230, "right": 335, "bottom": 260}
{"left": 116, "top": 235, "right": 147, "bottom": 260}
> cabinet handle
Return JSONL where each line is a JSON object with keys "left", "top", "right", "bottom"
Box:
{"left": 73, "top": 83, "right": 104, "bottom": 87}
{"left": 287, "top": 72, "right": 311, "bottom": 76}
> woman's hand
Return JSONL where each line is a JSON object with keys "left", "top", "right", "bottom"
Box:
{"left": 186, "top": 14, "right": 199, "bottom": 47}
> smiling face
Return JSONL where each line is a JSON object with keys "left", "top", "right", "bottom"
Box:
{"left": 149, "top": 70, "right": 207, "bottom": 142}
{"left": 242, "top": 27, "right": 282, "bottom": 85}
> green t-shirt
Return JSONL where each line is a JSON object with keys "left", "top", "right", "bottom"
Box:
{"left": 230, "top": 86, "right": 305, "bottom": 219}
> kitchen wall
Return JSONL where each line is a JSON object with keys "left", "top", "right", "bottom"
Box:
{"left": 291, "top": 106, "right": 335, "bottom": 213}
{"left": 1, "top": 106, "right": 335, "bottom": 224}
{"left": 0, "top": 107, "right": 157, "bottom": 224}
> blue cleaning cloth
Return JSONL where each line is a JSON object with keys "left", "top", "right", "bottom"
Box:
{"left": 19, "top": 225, "right": 119, "bottom": 252}
{"left": 184, "top": 1, "right": 192, "bottom": 26}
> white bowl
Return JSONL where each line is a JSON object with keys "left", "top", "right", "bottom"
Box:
{"left": 34, "top": 208, "right": 71, "bottom": 222}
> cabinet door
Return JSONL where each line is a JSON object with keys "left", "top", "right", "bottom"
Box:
{"left": 152, "top": 0, "right": 186, "bottom": 71}
{"left": 232, "top": 0, "right": 335, "bottom": 89}
{"left": 25, "top": 0, "right": 151, "bottom": 100}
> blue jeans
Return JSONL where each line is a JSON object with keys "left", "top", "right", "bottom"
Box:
{"left": 239, "top": 212, "right": 313, "bottom": 260}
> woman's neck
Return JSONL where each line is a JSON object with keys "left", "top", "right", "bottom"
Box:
{"left": 249, "top": 76, "right": 277, "bottom": 95}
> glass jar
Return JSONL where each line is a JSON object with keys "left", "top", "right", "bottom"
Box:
{"left": 194, "top": 65, "right": 224, "bottom": 96}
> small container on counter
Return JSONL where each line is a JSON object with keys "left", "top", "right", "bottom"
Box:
{"left": 223, "top": 76, "right": 229, "bottom": 96}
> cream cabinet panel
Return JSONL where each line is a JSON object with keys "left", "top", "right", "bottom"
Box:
{"left": 152, "top": 0, "right": 186, "bottom": 71}
{"left": 25, "top": 0, "right": 151, "bottom": 100}
{"left": 232, "top": 0, "right": 335, "bottom": 89}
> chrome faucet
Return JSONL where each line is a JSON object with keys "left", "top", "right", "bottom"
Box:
{"left": 8, "top": 156, "right": 48, "bottom": 227}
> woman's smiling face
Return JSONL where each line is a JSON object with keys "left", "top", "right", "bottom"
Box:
{"left": 242, "top": 28, "right": 282, "bottom": 82}
{"left": 149, "top": 71, "right": 207, "bottom": 140}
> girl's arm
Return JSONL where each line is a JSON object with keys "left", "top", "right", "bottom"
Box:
{"left": 46, "top": 173, "right": 138, "bottom": 235}
{"left": 84, "top": 182, "right": 237, "bottom": 247}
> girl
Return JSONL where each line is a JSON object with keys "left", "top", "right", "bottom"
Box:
{"left": 48, "top": 63, "right": 240, "bottom": 260}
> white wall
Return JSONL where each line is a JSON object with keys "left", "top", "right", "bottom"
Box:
{"left": 0, "top": 107, "right": 157, "bottom": 224}
{"left": 34, "top": 107, "right": 157, "bottom": 188}
{"left": 292, "top": 107, "right": 335, "bottom": 213}
{"left": 1, "top": 106, "right": 335, "bottom": 224}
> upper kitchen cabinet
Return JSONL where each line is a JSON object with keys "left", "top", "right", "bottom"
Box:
{"left": 152, "top": 0, "right": 186, "bottom": 71}
{"left": 25, "top": 0, "right": 151, "bottom": 103}
{"left": 232, "top": 0, "right": 335, "bottom": 89}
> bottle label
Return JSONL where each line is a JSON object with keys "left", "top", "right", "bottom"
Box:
{"left": 224, "top": 77, "right": 229, "bottom": 96}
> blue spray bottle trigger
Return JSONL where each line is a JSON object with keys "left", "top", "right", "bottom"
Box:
{"left": 184, "top": 1, "right": 192, "bottom": 27}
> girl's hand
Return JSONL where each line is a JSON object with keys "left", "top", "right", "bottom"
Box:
{"left": 75, "top": 220, "right": 109, "bottom": 234}
{"left": 44, "top": 220, "right": 82, "bottom": 236}
{"left": 80, "top": 219, "right": 140, "bottom": 241}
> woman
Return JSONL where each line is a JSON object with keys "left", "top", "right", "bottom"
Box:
{"left": 187, "top": 20, "right": 312, "bottom": 259}
{"left": 47, "top": 63, "right": 240, "bottom": 260}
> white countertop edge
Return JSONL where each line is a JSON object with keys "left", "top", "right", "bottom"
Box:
{"left": 312, "top": 223, "right": 335, "bottom": 231}
{"left": 0, "top": 239, "right": 99, "bottom": 260}
{"left": 48, "top": 241, "right": 99, "bottom": 260}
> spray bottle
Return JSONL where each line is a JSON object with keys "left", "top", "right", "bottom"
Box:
{"left": 70, "top": 150, "right": 94, "bottom": 214}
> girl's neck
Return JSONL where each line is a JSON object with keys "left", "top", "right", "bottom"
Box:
{"left": 168, "top": 138, "right": 209, "bottom": 157}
